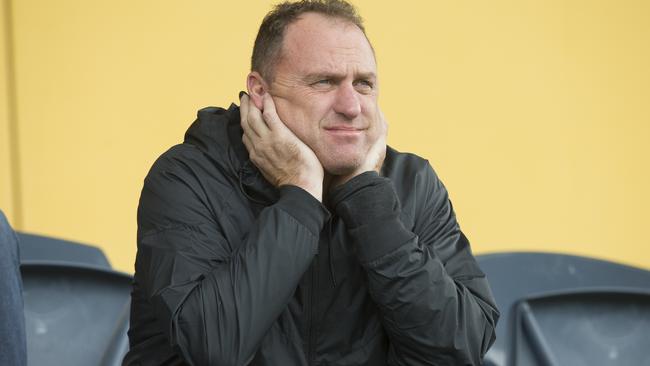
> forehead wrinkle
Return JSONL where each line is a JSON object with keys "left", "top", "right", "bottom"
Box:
{"left": 301, "top": 47, "right": 374, "bottom": 76}
{"left": 282, "top": 15, "right": 370, "bottom": 57}
{"left": 273, "top": 13, "right": 377, "bottom": 83}
{"left": 303, "top": 67, "right": 376, "bottom": 80}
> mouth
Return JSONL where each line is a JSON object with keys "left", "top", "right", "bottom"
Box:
{"left": 324, "top": 126, "right": 365, "bottom": 137}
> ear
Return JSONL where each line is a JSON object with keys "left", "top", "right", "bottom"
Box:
{"left": 246, "top": 71, "right": 268, "bottom": 110}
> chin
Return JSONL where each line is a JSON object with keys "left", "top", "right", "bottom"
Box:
{"left": 321, "top": 158, "right": 362, "bottom": 176}
{"left": 317, "top": 146, "right": 367, "bottom": 176}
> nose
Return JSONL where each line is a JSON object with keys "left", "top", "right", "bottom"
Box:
{"left": 333, "top": 83, "right": 361, "bottom": 120}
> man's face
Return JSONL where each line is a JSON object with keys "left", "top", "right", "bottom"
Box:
{"left": 268, "top": 13, "right": 380, "bottom": 176}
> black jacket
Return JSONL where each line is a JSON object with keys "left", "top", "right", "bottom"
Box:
{"left": 124, "top": 104, "right": 499, "bottom": 366}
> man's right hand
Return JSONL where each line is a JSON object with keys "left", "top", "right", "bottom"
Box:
{"left": 240, "top": 92, "right": 324, "bottom": 202}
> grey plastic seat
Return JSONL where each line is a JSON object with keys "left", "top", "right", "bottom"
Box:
{"left": 477, "top": 252, "right": 650, "bottom": 366}
{"left": 17, "top": 234, "right": 132, "bottom": 366}
{"left": 17, "top": 232, "right": 111, "bottom": 268}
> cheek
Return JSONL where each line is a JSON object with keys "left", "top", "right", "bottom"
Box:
{"left": 271, "top": 98, "right": 293, "bottom": 127}
{"left": 275, "top": 100, "right": 319, "bottom": 136}
{"left": 276, "top": 106, "right": 316, "bottom": 144}
{"left": 361, "top": 98, "right": 378, "bottom": 118}
{"left": 292, "top": 121, "right": 321, "bottom": 150}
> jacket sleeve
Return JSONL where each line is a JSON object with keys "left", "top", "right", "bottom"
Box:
{"left": 329, "top": 168, "right": 499, "bottom": 366}
{"left": 135, "top": 156, "right": 329, "bottom": 366}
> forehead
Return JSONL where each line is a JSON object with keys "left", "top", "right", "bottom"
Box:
{"left": 277, "top": 12, "right": 376, "bottom": 75}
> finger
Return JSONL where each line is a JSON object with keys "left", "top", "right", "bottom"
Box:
{"left": 261, "top": 93, "right": 283, "bottom": 130}
{"left": 239, "top": 93, "right": 254, "bottom": 136}
{"left": 246, "top": 95, "right": 270, "bottom": 137}
{"left": 378, "top": 109, "right": 388, "bottom": 136}
{"left": 242, "top": 131, "right": 254, "bottom": 155}
{"left": 240, "top": 93, "right": 268, "bottom": 138}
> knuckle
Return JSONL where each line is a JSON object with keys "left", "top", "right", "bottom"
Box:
{"left": 262, "top": 111, "right": 276, "bottom": 125}
{"left": 285, "top": 142, "right": 299, "bottom": 156}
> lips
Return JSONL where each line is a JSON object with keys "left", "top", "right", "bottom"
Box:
{"left": 325, "top": 126, "right": 363, "bottom": 130}
{"left": 324, "top": 125, "right": 366, "bottom": 133}
{"left": 324, "top": 127, "right": 364, "bottom": 137}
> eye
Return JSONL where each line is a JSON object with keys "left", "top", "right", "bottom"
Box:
{"left": 310, "top": 79, "right": 334, "bottom": 90}
{"left": 354, "top": 79, "right": 374, "bottom": 91}
{"left": 311, "top": 79, "right": 330, "bottom": 85}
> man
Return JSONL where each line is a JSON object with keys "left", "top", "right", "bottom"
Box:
{"left": 124, "top": 1, "right": 498, "bottom": 365}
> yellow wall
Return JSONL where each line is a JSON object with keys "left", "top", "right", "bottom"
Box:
{"left": 1, "top": 0, "right": 16, "bottom": 223}
{"left": 2, "top": 0, "right": 649, "bottom": 273}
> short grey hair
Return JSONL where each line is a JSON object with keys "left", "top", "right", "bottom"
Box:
{"left": 251, "top": 0, "right": 368, "bottom": 80}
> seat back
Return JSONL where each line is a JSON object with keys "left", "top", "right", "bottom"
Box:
{"left": 17, "top": 232, "right": 111, "bottom": 268}
{"left": 17, "top": 233, "right": 132, "bottom": 366}
{"left": 477, "top": 252, "right": 650, "bottom": 366}
{"left": 21, "top": 263, "right": 132, "bottom": 366}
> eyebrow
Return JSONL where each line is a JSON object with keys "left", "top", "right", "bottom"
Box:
{"left": 303, "top": 71, "right": 377, "bottom": 82}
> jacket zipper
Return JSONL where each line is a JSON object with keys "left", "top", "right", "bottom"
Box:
{"left": 307, "top": 218, "right": 332, "bottom": 365}
{"left": 307, "top": 251, "right": 318, "bottom": 365}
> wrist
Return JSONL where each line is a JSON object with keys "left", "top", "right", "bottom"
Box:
{"left": 285, "top": 175, "right": 323, "bottom": 202}
{"left": 276, "top": 185, "right": 330, "bottom": 236}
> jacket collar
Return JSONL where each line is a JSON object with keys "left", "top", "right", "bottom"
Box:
{"left": 225, "top": 104, "right": 280, "bottom": 206}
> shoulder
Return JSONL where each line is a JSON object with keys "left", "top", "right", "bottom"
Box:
{"left": 138, "top": 144, "right": 238, "bottom": 233}
{"left": 383, "top": 146, "right": 441, "bottom": 191}
{"left": 143, "top": 144, "right": 207, "bottom": 194}
{"left": 143, "top": 104, "right": 242, "bottom": 193}
{"left": 383, "top": 146, "right": 450, "bottom": 227}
